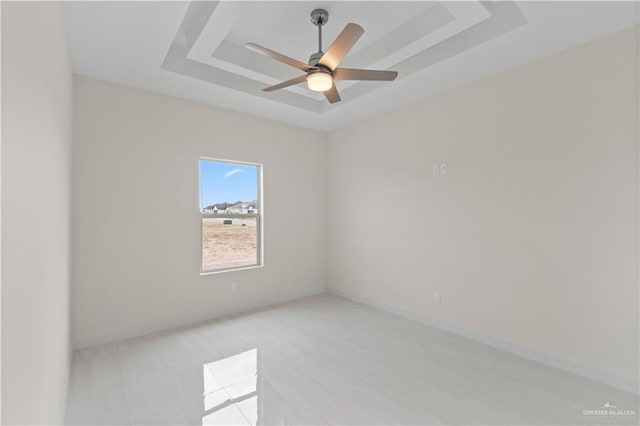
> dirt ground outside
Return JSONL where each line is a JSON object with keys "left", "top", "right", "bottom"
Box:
{"left": 201, "top": 219, "right": 257, "bottom": 271}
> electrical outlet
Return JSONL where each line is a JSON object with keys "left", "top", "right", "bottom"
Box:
{"left": 433, "top": 291, "right": 441, "bottom": 304}
{"left": 440, "top": 163, "right": 448, "bottom": 174}
{"left": 432, "top": 164, "right": 440, "bottom": 175}
{"left": 231, "top": 282, "right": 238, "bottom": 292}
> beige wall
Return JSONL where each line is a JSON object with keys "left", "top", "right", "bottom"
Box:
{"left": 72, "top": 76, "right": 327, "bottom": 348}
{"left": 1, "top": 2, "right": 73, "bottom": 423}
{"left": 71, "top": 23, "right": 638, "bottom": 392}
{"left": 327, "top": 26, "right": 639, "bottom": 385}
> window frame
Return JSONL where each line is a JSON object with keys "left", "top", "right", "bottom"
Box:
{"left": 199, "top": 157, "right": 263, "bottom": 275}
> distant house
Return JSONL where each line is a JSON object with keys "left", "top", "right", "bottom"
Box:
{"left": 225, "top": 201, "right": 258, "bottom": 214}
{"left": 227, "top": 202, "right": 244, "bottom": 214}
{"left": 212, "top": 203, "right": 228, "bottom": 213}
{"left": 202, "top": 202, "right": 232, "bottom": 214}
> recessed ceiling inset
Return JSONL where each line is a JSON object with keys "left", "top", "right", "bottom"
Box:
{"left": 161, "top": 1, "right": 527, "bottom": 113}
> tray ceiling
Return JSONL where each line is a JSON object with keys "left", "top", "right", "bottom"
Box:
{"left": 65, "top": 1, "right": 638, "bottom": 131}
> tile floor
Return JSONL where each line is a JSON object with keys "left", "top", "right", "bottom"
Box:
{"left": 65, "top": 294, "right": 639, "bottom": 425}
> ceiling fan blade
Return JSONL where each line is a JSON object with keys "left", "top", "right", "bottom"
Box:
{"left": 334, "top": 68, "right": 398, "bottom": 81}
{"left": 246, "top": 42, "right": 312, "bottom": 72}
{"left": 318, "top": 23, "right": 364, "bottom": 71}
{"left": 324, "top": 85, "right": 341, "bottom": 103}
{"left": 262, "top": 74, "right": 308, "bottom": 92}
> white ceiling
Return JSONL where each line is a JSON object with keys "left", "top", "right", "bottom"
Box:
{"left": 64, "top": 1, "right": 638, "bottom": 132}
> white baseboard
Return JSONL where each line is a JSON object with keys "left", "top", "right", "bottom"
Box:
{"left": 73, "top": 288, "right": 326, "bottom": 350}
{"left": 328, "top": 288, "right": 640, "bottom": 396}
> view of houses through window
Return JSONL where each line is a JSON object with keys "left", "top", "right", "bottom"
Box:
{"left": 200, "top": 158, "right": 261, "bottom": 272}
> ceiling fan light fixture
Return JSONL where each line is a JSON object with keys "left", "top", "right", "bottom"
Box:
{"left": 307, "top": 72, "right": 333, "bottom": 92}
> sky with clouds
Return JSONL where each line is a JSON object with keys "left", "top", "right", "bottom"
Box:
{"left": 200, "top": 159, "right": 258, "bottom": 208}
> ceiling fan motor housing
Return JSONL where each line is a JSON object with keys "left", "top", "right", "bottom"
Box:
{"left": 308, "top": 51, "right": 324, "bottom": 67}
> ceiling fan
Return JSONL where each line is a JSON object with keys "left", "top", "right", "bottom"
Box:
{"left": 246, "top": 9, "right": 398, "bottom": 104}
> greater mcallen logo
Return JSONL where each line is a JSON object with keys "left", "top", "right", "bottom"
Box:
{"left": 582, "top": 401, "right": 636, "bottom": 418}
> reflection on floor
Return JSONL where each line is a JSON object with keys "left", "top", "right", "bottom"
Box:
{"left": 65, "top": 294, "right": 639, "bottom": 425}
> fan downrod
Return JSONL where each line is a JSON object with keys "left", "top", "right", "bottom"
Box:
{"left": 309, "top": 9, "right": 329, "bottom": 66}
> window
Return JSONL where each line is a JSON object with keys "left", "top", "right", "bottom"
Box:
{"left": 199, "top": 158, "right": 262, "bottom": 273}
